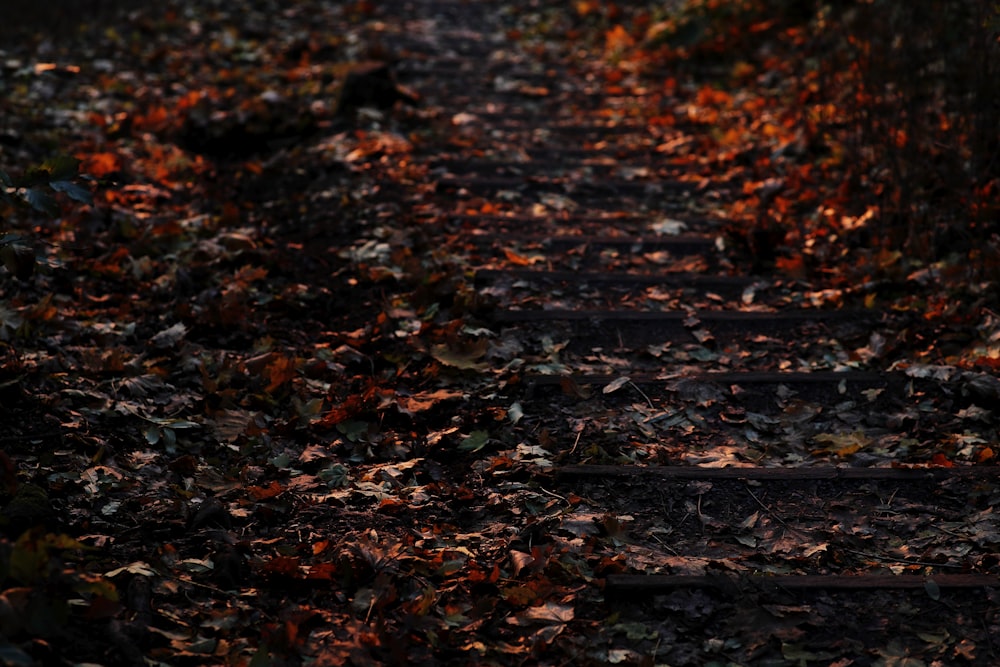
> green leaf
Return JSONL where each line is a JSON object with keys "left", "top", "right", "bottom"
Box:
{"left": 39, "top": 155, "right": 81, "bottom": 181}
{"left": 337, "top": 420, "right": 368, "bottom": 442}
{"left": 458, "top": 430, "right": 490, "bottom": 452}
{"left": 318, "top": 464, "right": 349, "bottom": 487}
{"left": 49, "top": 179, "right": 93, "bottom": 204}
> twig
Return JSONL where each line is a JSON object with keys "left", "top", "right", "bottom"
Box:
{"left": 840, "top": 546, "right": 964, "bottom": 569}
{"left": 650, "top": 532, "right": 679, "bottom": 556}
{"left": 628, "top": 380, "right": 654, "bottom": 409}
{"left": 538, "top": 486, "right": 568, "bottom": 504}
{"left": 744, "top": 484, "right": 791, "bottom": 530}
{"left": 568, "top": 428, "right": 583, "bottom": 456}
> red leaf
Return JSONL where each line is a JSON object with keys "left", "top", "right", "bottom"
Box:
{"left": 261, "top": 555, "right": 301, "bottom": 577}
{"left": 931, "top": 453, "right": 954, "bottom": 467}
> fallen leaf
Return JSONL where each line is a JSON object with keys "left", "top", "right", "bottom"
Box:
{"left": 520, "top": 602, "right": 574, "bottom": 624}
{"left": 399, "top": 389, "right": 464, "bottom": 413}
{"left": 603, "top": 376, "right": 630, "bottom": 394}
{"left": 431, "top": 339, "right": 489, "bottom": 371}
{"left": 457, "top": 430, "right": 490, "bottom": 452}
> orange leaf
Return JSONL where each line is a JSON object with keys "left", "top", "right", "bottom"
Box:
{"left": 81, "top": 152, "right": 121, "bottom": 178}
{"left": 265, "top": 355, "right": 297, "bottom": 393}
{"left": 399, "top": 389, "right": 464, "bottom": 413}
{"left": 306, "top": 562, "right": 336, "bottom": 581}
{"left": 931, "top": 453, "right": 954, "bottom": 467}
{"left": 248, "top": 480, "right": 284, "bottom": 500}
{"left": 604, "top": 24, "right": 635, "bottom": 55}
{"left": 378, "top": 497, "right": 405, "bottom": 512}
{"left": 503, "top": 248, "right": 533, "bottom": 266}
{"left": 775, "top": 255, "right": 806, "bottom": 279}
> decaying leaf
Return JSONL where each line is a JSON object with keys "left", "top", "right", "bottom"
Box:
{"left": 431, "top": 339, "right": 489, "bottom": 371}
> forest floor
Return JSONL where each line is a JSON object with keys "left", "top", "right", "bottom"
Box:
{"left": 1, "top": 1, "right": 999, "bottom": 665}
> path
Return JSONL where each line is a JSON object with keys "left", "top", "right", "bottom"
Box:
{"left": 371, "top": 1, "right": 1000, "bottom": 664}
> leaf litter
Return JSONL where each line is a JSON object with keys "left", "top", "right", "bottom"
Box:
{"left": 0, "top": 0, "right": 997, "bottom": 666}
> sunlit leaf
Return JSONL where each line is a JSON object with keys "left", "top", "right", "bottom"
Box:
{"left": 520, "top": 602, "right": 574, "bottom": 624}
{"left": 105, "top": 561, "right": 158, "bottom": 578}
{"left": 399, "top": 389, "right": 464, "bottom": 414}
{"left": 503, "top": 247, "right": 543, "bottom": 266}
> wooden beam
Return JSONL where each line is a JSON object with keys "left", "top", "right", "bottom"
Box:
{"left": 606, "top": 573, "right": 1000, "bottom": 594}
{"left": 556, "top": 465, "right": 1000, "bottom": 481}
{"left": 475, "top": 269, "right": 750, "bottom": 288}
{"left": 492, "top": 309, "right": 866, "bottom": 323}
{"left": 525, "top": 370, "right": 890, "bottom": 386}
